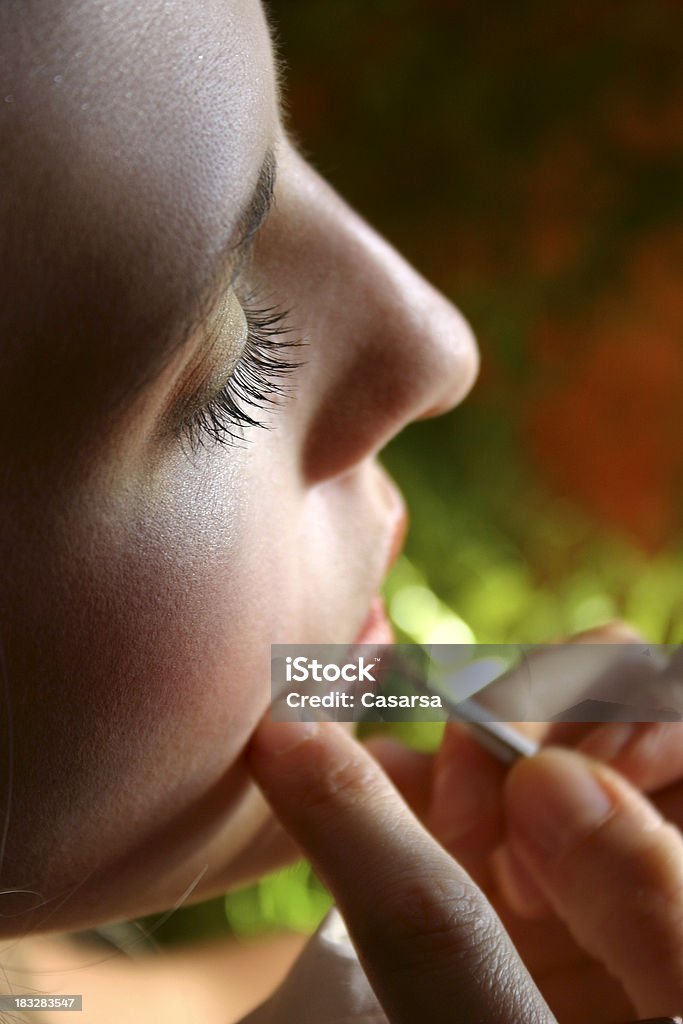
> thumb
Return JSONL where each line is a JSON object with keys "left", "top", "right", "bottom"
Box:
{"left": 504, "top": 748, "right": 683, "bottom": 1018}
{"left": 247, "top": 717, "right": 555, "bottom": 1024}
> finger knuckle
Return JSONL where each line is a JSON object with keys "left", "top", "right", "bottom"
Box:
{"left": 370, "top": 866, "right": 498, "bottom": 969}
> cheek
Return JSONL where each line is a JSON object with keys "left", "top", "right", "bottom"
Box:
{"left": 1, "top": 458, "right": 279, "bottom": 904}
{"left": 2, "top": 432, "right": 366, "bottom": 930}
{"left": 68, "top": 472, "right": 280, "bottom": 789}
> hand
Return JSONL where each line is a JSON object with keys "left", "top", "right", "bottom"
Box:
{"left": 247, "top": 716, "right": 556, "bottom": 1024}
{"left": 503, "top": 727, "right": 683, "bottom": 1014}
{"left": 368, "top": 718, "right": 683, "bottom": 1022}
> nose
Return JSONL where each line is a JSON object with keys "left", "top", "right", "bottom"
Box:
{"left": 263, "top": 146, "right": 479, "bottom": 482}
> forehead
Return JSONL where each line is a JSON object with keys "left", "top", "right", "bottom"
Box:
{"left": 6, "top": 0, "right": 277, "bottom": 229}
{"left": 0, "top": 0, "right": 278, "bottom": 440}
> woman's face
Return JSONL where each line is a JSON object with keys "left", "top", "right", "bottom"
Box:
{"left": 0, "top": 0, "right": 477, "bottom": 933}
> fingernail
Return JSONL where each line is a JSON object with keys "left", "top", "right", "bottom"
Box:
{"left": 250, "top": 717, "right": 319, "bottom": 758}
{"left": 507, "top": 749, "right": 614, "bottom": 862}
{"left": 580, "top": 722, "right": 639, "bottom": 763}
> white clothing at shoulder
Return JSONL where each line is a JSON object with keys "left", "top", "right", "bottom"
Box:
{"left": 240, "top": 909, "right": 388, "bottom": 1024}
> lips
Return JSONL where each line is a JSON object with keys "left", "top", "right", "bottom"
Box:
{"left": 352, "top": 485, "right": 408, "bottom": 644}
{"left": 353, "top": 594, "right": 395, "bottom": 644}
{"left": 386, "top": 499, "right": 408, "bottom": 574}
{"left": 348, "top": 464, "right": 405, "bottom": 638}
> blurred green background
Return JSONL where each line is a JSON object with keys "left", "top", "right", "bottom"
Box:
{"left": 139, "top": 0, "right": 683, "bottom": 946}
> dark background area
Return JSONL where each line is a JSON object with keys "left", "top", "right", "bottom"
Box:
{"left": 144, "top": 0, "right": 683, "bottom": 943}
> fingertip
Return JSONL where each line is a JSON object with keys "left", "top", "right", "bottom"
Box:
{"left": 247, "top": 716, "right": 321, "bottom": 762}
{"left": 578, "top": 722, "right": 642, "bottom": 764}
{"left": 579, "top": 722, "right": 683, "bottom": 794}
{"left": 246, "top": 717, "right": 364, "bottom": 803}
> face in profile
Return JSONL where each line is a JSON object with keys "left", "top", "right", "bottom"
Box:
{"left": 0, "top": 0, "right": 477, "bottom": 933}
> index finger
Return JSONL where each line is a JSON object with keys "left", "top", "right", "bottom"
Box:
{"left": 247, "top": 717, "right": 555, "bottom": 1024}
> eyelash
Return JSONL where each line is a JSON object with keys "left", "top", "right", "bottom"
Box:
{"left": 183, "top": 290, "right": 305, "bottom": 451}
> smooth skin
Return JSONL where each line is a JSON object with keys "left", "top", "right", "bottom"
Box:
{"left": 0, "top": 0, "right": 476, "bottom": 934}
{"left": 1, "top": 0, "right": 683, "bottom": 1021}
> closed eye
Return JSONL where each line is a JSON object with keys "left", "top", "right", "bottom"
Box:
{"left": 179, "top": 288, "right": 306, "bottom": 451}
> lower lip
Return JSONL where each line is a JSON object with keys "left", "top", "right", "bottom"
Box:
{"left": 353, "top": 595, "right": 394, "bottom": 645}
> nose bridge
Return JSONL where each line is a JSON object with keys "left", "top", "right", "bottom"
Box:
{"left": 268, "top": 148, "right": 479, "bottom": 482}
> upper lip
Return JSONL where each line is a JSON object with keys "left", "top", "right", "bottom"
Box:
{"left": 349, "top": 465, "right": 408, "bottom": 639}
{"left": 387, "top": 497, "right": 409, "bottom": 573}
{"left": 356, "top": 492, "right": 406, "bottom": 640}
{"left": 382, "top": 480, "right": 409, "bottom": 575}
